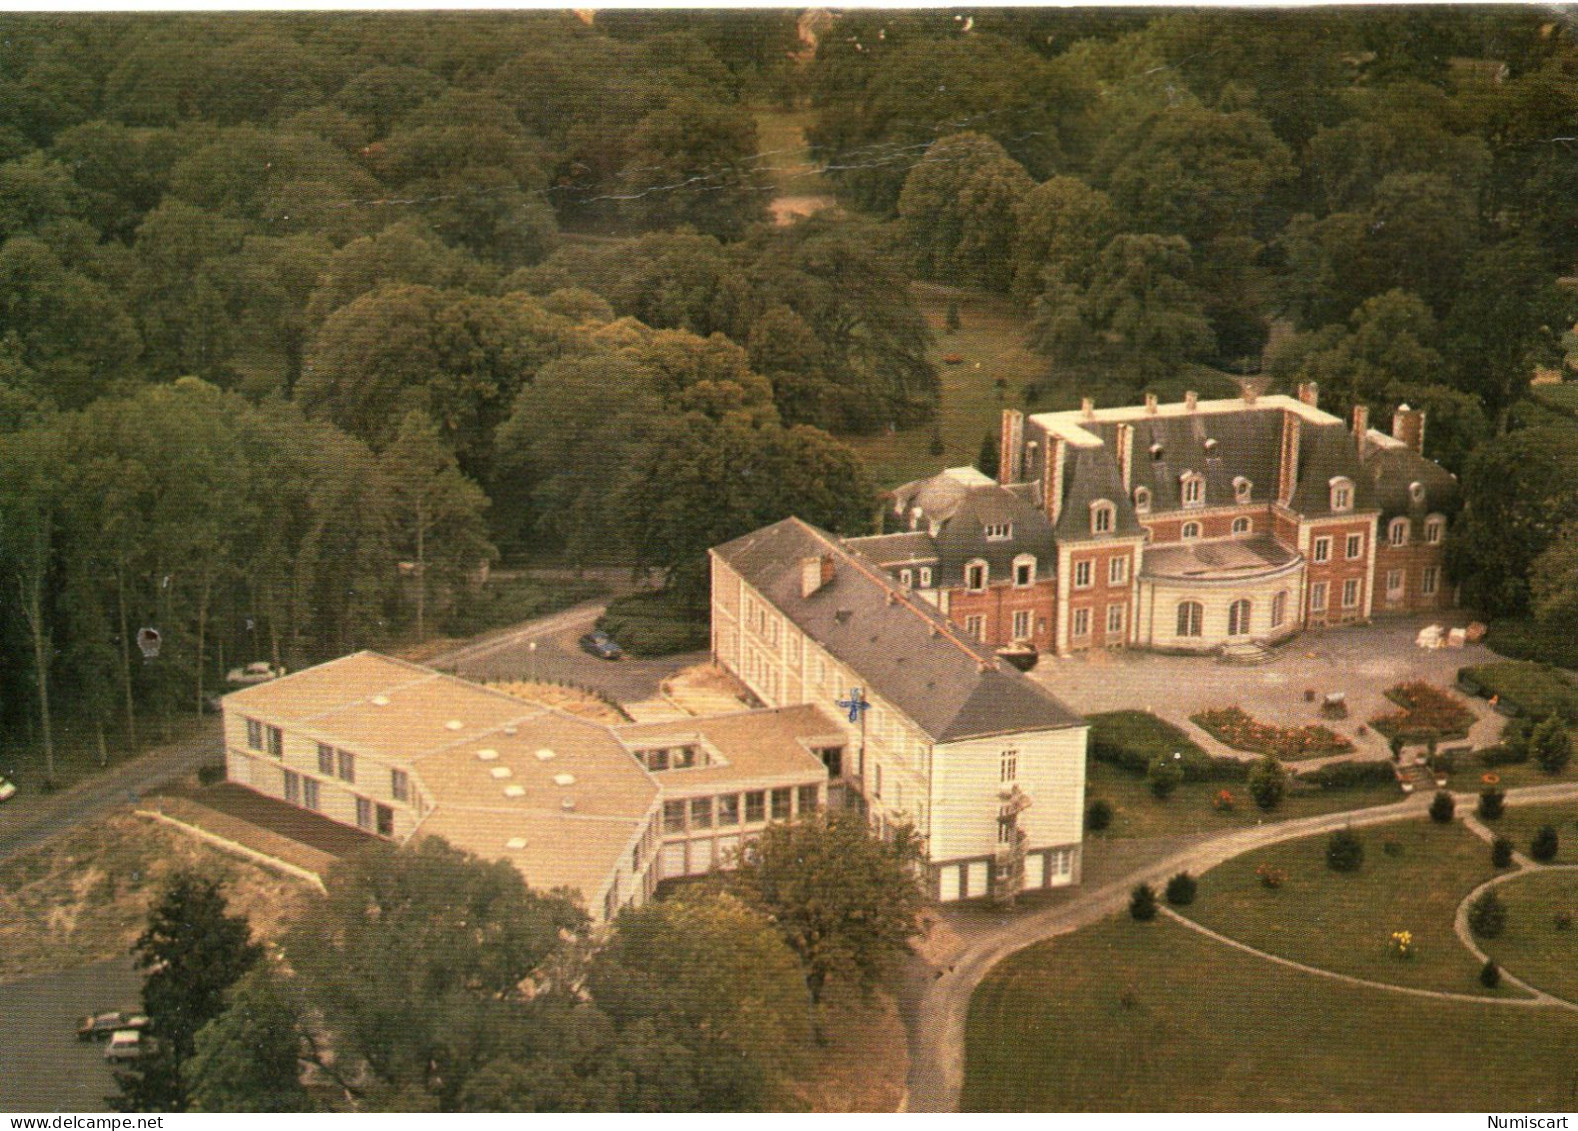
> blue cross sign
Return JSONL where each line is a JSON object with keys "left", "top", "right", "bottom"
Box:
{"left": 836, "top": 687, "right": 870, "bottom": 725}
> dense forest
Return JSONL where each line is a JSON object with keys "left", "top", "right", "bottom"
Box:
{"left": 2, "top": 8, "right": 1578, "bottom": 777}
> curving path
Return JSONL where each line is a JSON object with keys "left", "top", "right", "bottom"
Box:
{"left": 903, "top": 779, "right": 1578, "bottom": 1112}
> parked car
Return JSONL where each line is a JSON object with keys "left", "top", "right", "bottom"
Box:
{"left": 225, "top": 660, "right": 286, "bottom": 686}
{"left": 0, "top": 774, "right": 15, "bottom": 803}
{"left": 104, "top": 1029, "right": 156, "bottom": 1063}
{"left": 578, "top": 630, "right": 623, "bottom": 661}
{"left": 79, "top": 1011, "right": 148, "bottom": 1041}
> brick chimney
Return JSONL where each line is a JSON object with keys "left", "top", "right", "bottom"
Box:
{"left": 1277, "top": 412, "right": 1302, "bottom": 505}
{"left": 1352, "top": 404, "right": 1370, "bottom": 457}
{"left": 1392, "top": 403, "right": 1426, "bottom": 454}
{"left": 1042, "top": 436, "right": 1065, "bottom": 526}
{"left": 1080, "top": 397, "right": 1095, "bottom": 420}
{"left": 1185, "top": 391, "right": 1198, "bottom": 412}
{"left": 1116, "top": 422, "right": 1134, "bottom": 492}
{"left": 801, "top": 554, "right": 835, "bottom": 598}
{"left": 1144, "top": 392, "right": 1158, "bottom": 415}
{"left": 999, "top": 409, "right": 1024, "bottom": 485}
{"left": 1297, "top": 381, "right": 1319, "bottom": 408}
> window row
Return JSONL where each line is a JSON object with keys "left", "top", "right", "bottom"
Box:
{"left": 281, "top": 769, "right": 395, "bottom": 837}
{"left": 1068, "top": 603, "right": 1126, "bottom": 639}
{"left": 661, "top": 785, "right": 819, "bottom": 836}
{"left": 1309, "top": 578, "right": 1363, "bottom": 613}
{"left": 897, "top": 565, "right": 934, "bottom": 589}
{"left": 1072, "top": 555, "right": 1130, "bottom": 588}
{"left": 245, "top": 718, "right": 283, "bottom": 759}
{"left": 965, "top": 556, "right": 1041, "bottom": 591}
{"left": 1386, "top": 515, "right": 1446, "bottom": 547}
{"left": 1174, "top": 592, "right": 1290, "bottom": 639}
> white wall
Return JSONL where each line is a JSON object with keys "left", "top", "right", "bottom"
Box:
{"left": 927, "top": 725, "right": 1087, "bottom": 863}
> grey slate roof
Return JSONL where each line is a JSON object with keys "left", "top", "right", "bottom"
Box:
{"left": 1142, "top": 534, "right": 1299, "bottom": 581}
{"left": 712, "top": 517, "right": 1084, "bottom": 743}
{"left": 843, "top": 531, "right": 939, "bottom": 567}
{"left": 1289, "top": 422, "right": 1375, "bottom": 516}
{"left": 886, "top": 470, "right": 1056, "bottom": 588}
{"left": 1361, "top": 441, "right": 1459, "bottom": 523}
{"left": 1093, "top": 410, "right": 1286, "bottom": 517}
{"left": 1054, "top": 444, "right": 1144, "bottom": 541}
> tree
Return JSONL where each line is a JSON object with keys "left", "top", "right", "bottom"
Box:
{"left": 1035, "top": 233, "right": 1215, "bottom": 384}
{"left": 616, "top": 96, "right": 769, "bottom": 241}
{"left": 1146, "top": 755, "right": 1183, "bottom": 799}
{"left": 588, "top": 889, "right": 809, "bottom": 1109}
{"left": 283, "top": 838, "right": 585, "bottom": 1109}
{"left": 1531, "top": 823, "right": 1560, "bottom": 863}
{"left": 1009, "top": 175, "right": 1121, "bottom": 307}
{"left": 1531, "top": 716, "right": 1571, "bottom": 776}
{"left": 185, "top": 965, "right": 310, "bottom": 1112}
{"left": 1247, "top": 755, "right": 1286, "bottom": 811}
{"left": 896, "top": 132, "right": 1033, "bottom": 292}
{"left": 728, "top": 812, "right": 925, "bottom": 1005}
{"left": 1326, "top": 828, "right": 1364, "bottom": 872}
{"left": 112, "top": 872, "right": 262, "bottom": 1112}
{"left": 1128, "top": 882, "right": 1157, "bottom": 921}
{"left": 380, "top": 411, "right": 495, "bottom": 643}
{"left": 1429, "top": 789, "right": 1455, "bottom": 824}
{"left": 1467, "top": 889, "right": 1507, "bottom": 939}
{"left": 1448, "top": 427, "right": 1578, "bottom": 617}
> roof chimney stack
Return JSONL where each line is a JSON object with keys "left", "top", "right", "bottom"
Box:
{"left": 1391, "top": 403, "right": 1426, "bottom": 455}
{"left": 1185, "top": 391, "right": 1198, "bottom": 412}
{"left": 1080, "top": 397, "right": 1095, "bottom": 420}
{"left": 1144, "top": 392, "right": 1158, "bottom": 415}
{"left": 801, "top": 554, "right": 835, "bottom": 598}
{"left": 1352, "top": 404, "right": 1370, "bottom": 457}
{"left": 1297, "top": 381, "right": 1319, "bottom": 408}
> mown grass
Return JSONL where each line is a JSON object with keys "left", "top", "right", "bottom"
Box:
{"left": 1479, "top": 869, "right": 1578, "bottom": 1003}
{"left": 1084, "top": 758, "right": 1403, "bottom": 841}
{"left": 964, "top": 912, "right": 1578, "bottom": 1111}
{"left": 1185, "top": 818, "right": 1500, "bottom": 995}
{"left": 1489, "top": 800, "right": 1578, "bottom": 865}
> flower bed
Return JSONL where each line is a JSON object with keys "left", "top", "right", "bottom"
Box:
{"left": 1369, "top": 681, "right": 1476, "bottom": 742}
{"left": 1191, "top": 706, "right": 1353, "bottom": 760}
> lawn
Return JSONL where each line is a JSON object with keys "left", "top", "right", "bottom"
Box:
{"left": 1488, "top": 800, "right": 1578, "bottom": 865}
{"left": 1185, "top": 818, "right": 1501, "bottom": 995}
{"left": 1458, "top": 660, "right": 1578, "bottom": 722}
{"left": 751, "top": 104, "right": 825, "bottom": 200}
{"left": 1479, "top": 870, "right": 1578, "bottom": 1003}
{"left": 963, "top": 912, "right": 1578, "bottom": 1111}
{"left": 1084, "top": 758, "right": 1404, "bottom": 841}
{"left": 842, "top": 285, "right": 1047, "bottom": 488}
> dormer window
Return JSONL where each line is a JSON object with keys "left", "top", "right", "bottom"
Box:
{"left": 899, "top": 568, "right": 913, "bottom": 588}
{"left": 1204, "top": 437, "right": 1218, "bottom": 454}
{"left": 1330, "top": 477, "right": 1353, "bottom": 513}
{"left": 966, "top": 560, "right": 988, "bottom": 591}
{"left": 983, "top": 522, "right": 1012, "bottom": 541}
{"left": 1408, "top": 481, "right": 1426, "bottom": 505}
{"left": 1013, "top": 554, "right": 1036, "bottom": 587}
{"left": 1133, "top": 486, "right": 1151, "bottom": 513}
{"left": 1181, "top": 472, "right": 1204, "bottom": 507}
{"left": 1388, "top": 517, "right": 1410, "bottom": 547}
{"left": 1424, "top": 515, "right": 1444, "bottom": 545}
{"left": 1233, "top": 476, "right": 1252, "bottom": 504}
{"left": 1091, "top": 500, "right": 1115, "bottom": 535}
{"left": 1150, "top": 442, "right": 1164, "bottom": 461}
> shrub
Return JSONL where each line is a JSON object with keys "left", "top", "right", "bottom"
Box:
{"left": 1085, "top": 799, "right": 1113, "bottom": 832}
{"left": 1468, "top": 889, "right": 1507, "bottom": 939}
{"left": 1478, "top": 787, "right": 1506, "bottom": 820}
{"left": 1129, "top": 882, "right": 1158, "bottom": 921}
{"left": 1388, "top": 929, "right": 1415, "bottom": 960}
{"left": 1255, "top": 863, "right": 1286, "bottom": 889}
{"left": 1480, "top": 960, "right": 1501, "bottom": 989}
{"left": 197, "top": 764, "right": 225, "bottom": 786}
{"left": 596, "top": 589, "right": 709, "bottom": 657}
{"left": 1531, "top": 824, "right": 1560, "bottom": 862}
{"left": 1532, "top": 715, "right": 1573, "bottom": 775}
{"left": 1146, "top": 755, "right": 1184, "bottom": 799}
{"left": 1478, "top": 744, "right": 1528, "bottom": 768}
{"left": 1326, "top": 828, "right": 1364, "bottom": 872}
{"left": 1164, "top": 871, "right": 1197, "bottom": 906}
{"left": 1556, "top": 911, "right": 1573, "bottom": 931}
{"left": 1491, "top": 836, "right": 1514, "bottom": 868}
{"left": 1429, "top": 790, "right": 1456, "bottom": 823}
{"left": 1087, "top": 712, "right": 1240, "bottom": 781}
{"left": 1296, "top": 759, "right": 1399, "bottom": 791}
{"left": 1247, "top": 756, "right": 1287, "bottom": 811}
{"left": 1212, "top": 788, "right": 1236, "bottom": 812}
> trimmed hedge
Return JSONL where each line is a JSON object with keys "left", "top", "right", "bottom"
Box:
{"left": 1483, "top": 618, "right": 1578, "bottom": 673}
{"left": 1478, "top": 744, "right": 1528, "bottom": 768}
{"left": 1458, "top": 661, "right": 1578, "bottom": 723}
{"left": 1088, "top": 711, "right": 1247, "bottom": 782}
{"left": 1295, "top": 758, "right": 1398, "bottom": 791}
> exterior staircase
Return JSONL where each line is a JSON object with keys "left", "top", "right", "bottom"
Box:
{"left": 1218, "top": 639, "right": 1275, "bottom": 665}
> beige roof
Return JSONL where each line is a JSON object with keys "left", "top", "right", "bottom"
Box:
{"left": 418, "top": 806, "right": 645, "bottom": 905}
{"left": 222, "top": 652, "right": 434, "bottom": 725}
{"left": 614, "top": 704, "right": 839, "bottom": 792}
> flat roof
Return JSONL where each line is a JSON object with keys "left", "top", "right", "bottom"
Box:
{"left": 1029, "top": 394, "right": 1339, "bottom": 447}
{"left": 1141, "top": 534, "right": 1300, "bottom": 581}
{"left": 615, "top": 703, "right": 840, "bottom": 791}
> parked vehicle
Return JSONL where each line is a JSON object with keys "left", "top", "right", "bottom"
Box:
{"left": 225, "top": 661, "right": 286, "bottom": 686}
{"left": 104, "top": 1029, "right": 156, "bottom": 1062}
{"left": 0, "top": 774, "right": 15, "bottom": 802}
{"left": 77, "top": 1011, "right": 149, "bottom": 1041}
{"left": 578, "top": 630, "right": 623, "bottom": 661}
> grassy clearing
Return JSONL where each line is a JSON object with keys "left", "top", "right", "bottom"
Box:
{"left": 1084, "top": 758, "right": 1403, "bottom": 840}
{"left": 964, "top": 912, "right": 1578, "bottom": 1111}
{"left": 0, "top": 810, "right": 313, "bottom": 985}
{"left": 1489, "top": 800, "right": 1578, "bottom": 864}
{"left": 843, "top": 285, "right": 1046, "bottom": 488}
{"left": 1185, "top": 818, "right": 1498, "bottom": 995}
{"left": 751, "top": 104, "right": 825, "bottom": 198}
{"left": 1480, "top": 869, "right": 1578, "bottom": 1003}
{"left": 1459, "top": 660, "right": 1578, "bottom": 722}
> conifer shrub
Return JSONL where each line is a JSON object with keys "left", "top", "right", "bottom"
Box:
{"left": 1480, "top": 960, "right": 1501, "bottom": 989}
{"left": 1491, "top": 836, "right": 1514, "bottom": 868}
{"left": 1129, "top": 883, "right": 1158, "bottom": 921}
{"left": 1478, "top": 787, "right": 1505, "bottom": 820}
{"left": 1164, "top": 871, "right": 1197, "bottom": 906}
{"left": 1326, "top": 828, "right": 1364, "bottom": 872}
{"left": 1531, "top": 824, "right": 1560, "bottom": 863}
{"left": 1468, "top": 890, "right": 1507, "bottom": 939}
{"left": 1085, "top": 799, "right": 1113, "bottom": 832}
{"left": 1429, "top": 790, "right": 1455, "bottom": 823}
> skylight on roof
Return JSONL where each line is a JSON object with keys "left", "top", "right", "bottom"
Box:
{"left": 476, "top": 748, "right": 498, "bottom": 761}
{"left": 505, "top": 837, "right": 527, "bottom": 850}
{"left": 371, "top": 695, "right": 390, "bottom": 707}
{"left": 535, "top": 748, "right": 556, "bottom": 762}
{"left": 445, "top": 719, "right": 463, "bottom": 731}
{"left": 490, "top": 766, "right": 512, "bottom": 780}
{"left": 503, "top": 785, "right": 525, "bottom": 798}
{"left": 553, "top": 772, "right": 576, "bottom": 787}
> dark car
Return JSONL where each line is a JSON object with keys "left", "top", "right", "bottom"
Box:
{"left": 578, "top": 630, "right": 623, "bottom": 660}
{"left": 77, "top": 1011, "right": 149, "bottom": 1041}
